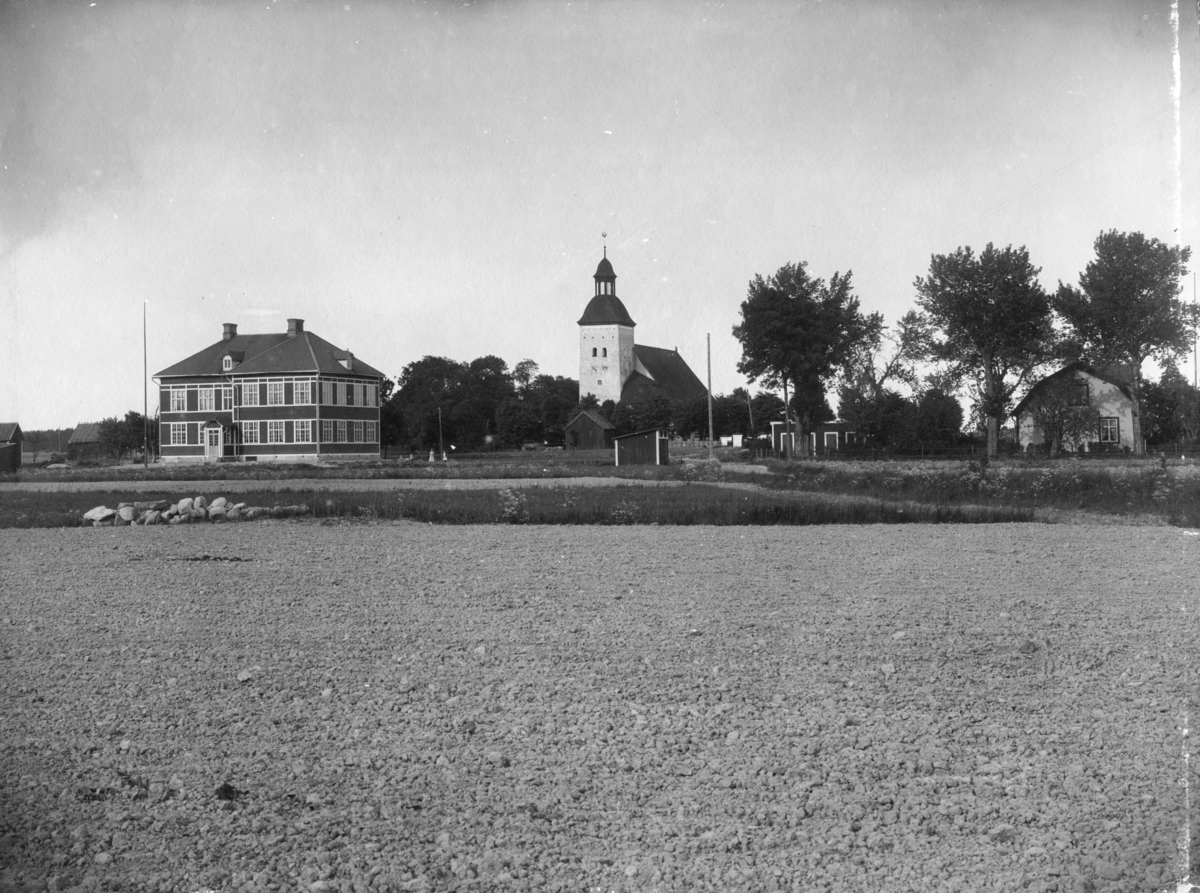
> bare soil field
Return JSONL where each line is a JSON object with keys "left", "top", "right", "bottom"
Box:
{"left": 1, "top": 523, "right": 1196, "bottom": 893}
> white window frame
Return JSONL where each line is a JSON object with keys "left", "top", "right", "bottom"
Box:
{"left": 222, "top": 387, "right": 233, "bottom": 410}
{"left": 1099, "top": 417, "right": 1119, "bottom": 444}
{"left": 366, "top": 384, "right": 376, "bottom": 407}
{"left": 170, "top": 423, "right": 187, "bottom": 445}
{"left": 241, "top": 421, "right": 260, "bottom": 444}
{"left": 293, "top": 380, "right": 311, "bottom": 405}
{"left": 365, "top": 421, "right": 377, "bottom": 443}
{"left": 336, "top": 420, "right": 347, "bottom": 443}
{"left": 170, "top": 388, "right": 186, "bottom": 412}
{"left": 267, "top": 381, "right": 285, "bottom": 406}
{"left": 294, "top": 420, "right": 312, "bottom": 443}
{"left": 267, "top": 420, "right": 285, "bottom": 443}
{"left": 322, "top": 381, "right": 334, "bottom": 405}
{"left": 337, "top": 382, "right": 347, "bottom": 406}
{"left": 352, "top": 420, "right": 363, "bottom": 443}
{"left": 222, "top": 356, "right": 233, "bottom": 372}
{"left": 241, "top": 382, "right": 259, "bottom": 407}
{"left": 322, "top": 420, "right": 334, "bottom": 443}
{"left": 198, "top": 388, "right": 215, "bottom": 412}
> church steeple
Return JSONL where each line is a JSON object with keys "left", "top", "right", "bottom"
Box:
{"left": 593, "top": 246, "right": 617, "bottom": 296}
{"left": 579, "top": 249, "right": 636, "bottom": 404}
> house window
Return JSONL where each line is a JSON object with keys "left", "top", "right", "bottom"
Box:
{"left": 337, "top": 382, "right": 347, "bottom": 406}
{"left": 365, "top": 421, "right": 377, "bottom": 443}
{"left": 353, "top": 421, "right": 364, "bottom": 442}
{"left": 321, "top": 381, "right": 334, "bottom": 405}
{"left": 321, "top": 420, "right": 334, "bottom": 443}
{"left": 293, "top": 380, "right": 311, "bottom": 405}
{"left": 294, "top": 420, "right": 312, "bottom": 443}
{"left": 267, "top": 381, "right": 285, "bottom": 406}
{"left": 1069, "top": 382, "right": 1089, "bottom": 406}
{"left": 336, "top": 420, "right": 347, "bottom": 443}
{"left": 267, "top": 420, "right": 285, "bottom": 443}
{"left": 170, "top": 389, "right": 186, "bottom": 412}
{"left": 222, "top": 387, "right": 233, "bottom": 410}
{"left": 366, "top": 385, "right": 376, "bottom": 407}
{"left": 1099, "top": 417, "right": 1119, "bottom": 443}
{"left": 198, "top": 388, "right": 215, "bottom": 412}
{"left": 170, "top": 423, "right": 187, "bottom": 445}
{"left": 241, "top": 383, "right": 259, "bottom": 407}
{"left": 222, "top": 356, "right": 233, "bottom": 372}
{"left": 240, "top": 421, "right": 260, "bottom": 444}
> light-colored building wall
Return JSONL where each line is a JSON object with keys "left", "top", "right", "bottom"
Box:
{"left": 579, "top": 324, "right": 634, "bottom": 403}
{"left": 1017, "top": 370, "right": 1135, "bottom": 451}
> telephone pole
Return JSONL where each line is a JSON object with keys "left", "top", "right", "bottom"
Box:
{"left": 143, "top": 301, "right": 149, "bottom": 467}
{"left": 707, "top": 334, "right": 714, "bottom": 459}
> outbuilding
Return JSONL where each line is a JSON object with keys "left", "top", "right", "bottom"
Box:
{"left": 614, "top": 428, "right": 670, "bottom": 466}
{"left": 0, "top": 422, "right": 22, "bottom": 473}
{"left": 565, "top": 408, "right": 616, "bottom": 450}
{"left": 67, "top": 423, "right": 105, "bottom": 463}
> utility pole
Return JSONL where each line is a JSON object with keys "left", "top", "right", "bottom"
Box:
{"left": 707, "top": 333, "right": 714, "bottom": 459}
{"left": 143, "top": 301, "right": 149, "bottom": 467}
{"left": 782, "top": 379, "right": 791, "bottom": 459}
{"left": 438, "top": 406, "right": 445, "bottom": 461}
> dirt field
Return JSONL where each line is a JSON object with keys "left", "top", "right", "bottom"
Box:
{"left": 1, "top": 522, "right": 1196, "bottom": 893}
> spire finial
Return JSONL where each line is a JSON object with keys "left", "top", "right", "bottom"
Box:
{"left": 602, "top": 231, "right": 607, "bottom": 257}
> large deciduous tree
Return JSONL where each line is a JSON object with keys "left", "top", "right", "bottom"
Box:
{"left": 914, "top": 243, "right": 1055, "bottom": 458}
{"left": 732, "top": 262, "right": 878, "bottom": 455}
{"left": 1053, "top": 230, "right": 1193, "bottom": 454}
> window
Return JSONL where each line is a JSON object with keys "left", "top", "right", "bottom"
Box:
{"left": 1099, "top": 417, "right": 1119, "bottom": 443}
{"left": 240, "top": 421, "right": 260, "bottom": 444}
{"left": 336, "top": 420, "right": 347, "bottom": 443}
{"left": 592, "top": 347, "right": 597, "bottom": 357}
{"left": 267, "top": 420, "right": 285, "bottom": 443}
{"left": 294, "top": 420, "right": 312, "bottom": 443}
{"left": 241, "top": 382, "right": 259, "bottom": 407}
{"left": 222, "top": 387, "right": 233, "bottom": 410}
{"left": 293, "top": 380, "right": 311, "bottom": 405}
{"left": 198, "top": 389, "right": 215, "bottom": 412}
{"left": 366, "top": 385, "right": 376, "bottom": 407}
{"left": 1069, "top": 382, "right": 1089, "bottom": 407}
{"left": 353, "top": 421, "right": 364, "bottom": 442}
{"left": 337, "top": 382, "right": 347, "bottom": 406}
{"left": 222, "top": 356, "right": 233, "bottom": 372}
{"left": 170, "top": 389, "right": 186, "bottom": 412}
{"left": 267, "top": 381, "right": 284, "bottom": 405}
{"left": 322, "top": 381, "right": 334, "bottom": 405}
{"left": 602, "top": 347, "right": 607, "bottom": 357}
{"left": 170, "top": 423, "right": 187, "bottom": 445}
{"left": 597, "top": 379, "right": 602, "bottom": 385}
{"left": 364, "top": 421, "right": 377, "bottom": 443}
{"left": 321, "top": 420, "right": 334, "bottom": 443}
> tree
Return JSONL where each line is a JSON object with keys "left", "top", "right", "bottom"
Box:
{"left": 914, "top": 243, "right": 1056, "bottom": 458}
{"left": 1053, "top": 230, "right": 1193, "bottom": 454}
{"left": 394, "top": 356, "right": 468, "bottom": 451}
{"left": 914, "top": 388, "right": 963, "bottom": 445}
{"left": 733, "top": 262, "right": 879, "bottom": 455}
{"left": 1027, "top": 376, "right": 1101, "bottom": 455}
{"left": 1142, "top": 365, "right": 1200, "bottom": 445}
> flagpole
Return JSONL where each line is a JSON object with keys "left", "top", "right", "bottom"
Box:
{"left": 143, "top": 301, "right": 149, "bottom": 467}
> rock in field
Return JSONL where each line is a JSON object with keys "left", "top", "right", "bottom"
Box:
{"left": 82, "top": 506, "right": 115, "bottom": 523}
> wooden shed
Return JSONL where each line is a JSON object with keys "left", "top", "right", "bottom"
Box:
{"left": 565, "top": 408, "right": 616, "bottom": 450}
{"left": 68, "top": 422, "right": 105, "bottom": 463}
{"left": 614, "top": 428, "right": 670, "bottom": 466}
{"left": 0, "top": 422, "right": 21, "bottom": 473}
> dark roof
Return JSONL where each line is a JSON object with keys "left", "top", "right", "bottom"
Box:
{"left": 613, "top": 428, "right": 669, "bottom": 440}
{"left": 619, "top": 344, "right": 708, "bottom": 405}
{"left": 565, "top": 408, "right": 615, "bottom": 430}
{"left": 69, "top": 423, "right": 100, "bottom": 444}
{"left": 0, "top": 423, "right": 20, "bottom": 442}
{"left": 578, "top": 294, "right": 636, "bottom": 327}
{"left": 156, "top": 328, "right": 383, "bottom": 380}
{"left": 594, "top": 255, "right": 615, "bottom": 280}
{"left": 1012, "top": 362, "right": 1134, "bottom": 417}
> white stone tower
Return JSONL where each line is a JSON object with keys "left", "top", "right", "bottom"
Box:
{"left": 578, "top": 249, "right": 636, "bottom": 403}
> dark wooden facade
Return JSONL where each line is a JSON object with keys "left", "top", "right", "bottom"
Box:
{"left": 0, "top": 422, "right": 21, "bottom": 473}
{"left": 614, "top": 428, "right": 670, "bottom": 466}
{"left": 565, "top": 409, "right": 615, "bottom": 450}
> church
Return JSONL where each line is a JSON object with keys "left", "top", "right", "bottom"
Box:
{"left": 577, "top": 250, "right": 708, "bottom": 409}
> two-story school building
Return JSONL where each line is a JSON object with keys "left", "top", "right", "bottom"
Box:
{"left": 153, "top": 318, "right": 384, "bottom": 462}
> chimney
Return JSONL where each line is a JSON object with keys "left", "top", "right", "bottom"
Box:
{"left": 222, "top": 323, "right": 237, "bottom": 341}
{"left": 287, "top": 318, "right": 304, "bottom": 337}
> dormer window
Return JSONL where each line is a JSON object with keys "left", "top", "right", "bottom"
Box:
{"left": 222, "top": 356, "right": 233, "bottom": 371}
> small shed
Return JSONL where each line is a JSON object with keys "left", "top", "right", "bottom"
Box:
{"left": 809, "top": 420, "right": 859, "bottom": 454}
{"left": 68, "top": 422, "right": 104, "bottom": 463}
{"left": 0, "top": 422, "right": 22, "bottom": 473}
{"left": 614, "top": 428, "right": 670, "bottom": 466}
{"left": 565, "top": 408, "right": 616, "bottom": 450}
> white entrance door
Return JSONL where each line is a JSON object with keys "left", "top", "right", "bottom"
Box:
{"left": 205, "top": 427, "right": 221, "bottom": 460}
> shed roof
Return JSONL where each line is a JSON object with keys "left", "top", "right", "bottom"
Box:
{"left": 566, "top": 408, "right": 615, "bottom": 430}
{"left": 69, "top": 423, "right": 100, "bottom": 444}
{"left": 0, "top": 423, "right": 21, "bottom": 442}
{"left": 156, "top": 328, "right": 383, "bottom": 379}
{"left": 613, "top": 428, "right": 669, "bottom": 441}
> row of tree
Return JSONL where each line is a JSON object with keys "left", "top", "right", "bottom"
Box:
{"left": 733, "top": 230, "right": 1194, "bottom": 457}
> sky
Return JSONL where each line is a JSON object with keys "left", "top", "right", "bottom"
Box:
{"left": 1, "top": 0, "right": 1198, "bottom": 430}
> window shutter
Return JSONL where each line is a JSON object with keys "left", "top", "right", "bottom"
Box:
{"left": 186, "top": 389, "right": 198, "bottom": 412}
{"left": 285, "top": 421, "right": 294, "bottom": 443}
{"left": 160, "top": 389, "right": 170, "bottom": 413}
{"left": 284, "top": 382, "right": 293, "bottom": 405}
{"left": 259, "top": 382, "right": 268, "bottom": 406}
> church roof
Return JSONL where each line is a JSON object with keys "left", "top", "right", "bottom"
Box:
{"left": 578, "top": 294, "right": 636, "bottom": 327}
{"left": 594, "top": 255, "right": 615, "bottom": 279}
{"left": 620, "top": 345, "right": 708, "bottom": 405}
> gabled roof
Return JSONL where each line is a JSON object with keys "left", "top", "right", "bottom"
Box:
{"left": 0, "top": 423, "right": 21, "bottom": 442}
{"left": 69, "top": 423, "right": 100, "bottom": 444}
{"left": 156, "top": 328, "right": 383, "bottom": 380}
{"left": 1012, "top": 362, "right": 1134, "bottom": 417}
{"left": 619, "top": 344, "right": 708, "bottom": 405}
{"left": 613, "top": 427, "right": 670, "bottom": 440}
{"left": 566, "top": 408, "right": 615, "bottom": 430}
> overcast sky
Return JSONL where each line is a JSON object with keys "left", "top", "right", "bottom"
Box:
{"left": 1, "top": 0, "right": 1197, "bottom": 430}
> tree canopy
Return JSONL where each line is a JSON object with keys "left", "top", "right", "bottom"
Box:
{"left": 914, "top": 243, "right": 1055, "bottom": 458}
{"left": 1053, "top": 229, "right": 1193, "bottom": 453}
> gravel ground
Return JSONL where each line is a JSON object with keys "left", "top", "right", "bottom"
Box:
{"left": 1, "top": 523, "right": 1196, "bottom": 893}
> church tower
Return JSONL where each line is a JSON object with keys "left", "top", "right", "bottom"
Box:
{"left": 578, "top": 249, "right": 636, "bottom": 403}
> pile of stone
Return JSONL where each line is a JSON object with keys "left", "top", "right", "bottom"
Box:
{"left": 81, "top": 495, "right": 309, "bottom": 527}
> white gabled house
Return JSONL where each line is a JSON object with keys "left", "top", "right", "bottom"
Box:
{"left": 1013, "top": 362, "right": 1136, "bottom": 453}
